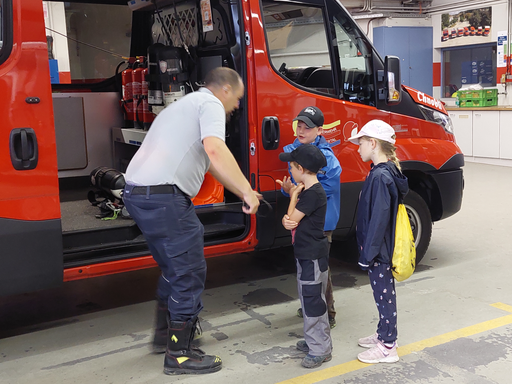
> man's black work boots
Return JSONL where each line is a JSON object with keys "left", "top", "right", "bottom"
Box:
{"left": 152, "top": 300, "right": 204, "bottom": 354}
{"left": 164, "top": 319, "right": 222, "bottom": 375}
{"left": 151, "top": 299, "right": 168, "bottom": 354}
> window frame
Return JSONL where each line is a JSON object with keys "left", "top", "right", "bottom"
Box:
{"left": 0, "top": 0, "right": 13, "bottom": 65}
{"left": 259, "top": 0, "right": 340, "bottom": 98}
{"left": 440, "top": 42, "right": 497, "bottom": 98}
{"left": 325, "top": 0, "right": 377, "bottom": 106}
{"left": 49, "top": 1, "right": 140, "bottom": 91}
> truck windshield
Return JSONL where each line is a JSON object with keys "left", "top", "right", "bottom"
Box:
{"left": 43, "top": 1, "right": 131, "bottom": 84}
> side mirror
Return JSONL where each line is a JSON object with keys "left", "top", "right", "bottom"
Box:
{"left": 384, "top": 56, "right": 402, "bottom": 105}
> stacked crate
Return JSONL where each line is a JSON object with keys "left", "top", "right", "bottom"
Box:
{"left": 458, "top": 89, "right": 498, "bottom": 107}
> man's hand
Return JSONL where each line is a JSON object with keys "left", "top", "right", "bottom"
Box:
{"left": 276, "top": 176, "right": 294, "bottom": 194}
{"left": 282, "top": 214, "right": 298, "bottom": 230}
{"left": 243, "top": 190, "right": 262, "bottom": 214}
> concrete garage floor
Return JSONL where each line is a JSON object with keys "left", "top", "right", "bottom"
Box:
{"left": 1, "top": 162, "right": 512, "bottom": 384}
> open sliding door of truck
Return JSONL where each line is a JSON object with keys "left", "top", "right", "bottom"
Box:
{"left": 0, "top": 0, "right": 63, "bottom": 296}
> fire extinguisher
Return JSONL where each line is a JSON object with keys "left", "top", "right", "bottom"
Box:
{"left": 132, "top": 58, "right": 145, "bottom": 129}
{"left": 142, "top": 65, "right": 156, "bottom": 130}
{"left": 121, "top": 61, "right": 135, "bottom": 127}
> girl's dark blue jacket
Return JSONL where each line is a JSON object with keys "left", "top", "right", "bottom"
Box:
{"left": 356, "top": 161, "right": 409, "bottom": 269}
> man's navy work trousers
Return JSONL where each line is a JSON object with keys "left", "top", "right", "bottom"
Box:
{"left": 123, "top": 184, "right": 206, "bottom": 322}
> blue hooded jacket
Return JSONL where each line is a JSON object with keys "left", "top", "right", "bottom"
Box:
{"left": 356, "top": 161, "right": 409, "bottom": 269}
{"left": 282, "top": 136, "right": 341, "bottom": 231}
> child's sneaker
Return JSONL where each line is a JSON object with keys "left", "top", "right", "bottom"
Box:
{"left": 357, "top": 341, "right": 399, "bottom": 364}
{"left": 301, "top": 353, "right": 332, "bottom": 368}
{"left": 296, "top": 340, "right": 309, "bottom": 353}
{"left": 358, "top": 332, "right": 379, "bottom": 348}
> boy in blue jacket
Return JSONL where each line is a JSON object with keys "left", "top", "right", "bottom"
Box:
{"left": 348, "top": 119, "right": 409, "bottom": 364}
{"left": 277, "top": 106, "right": 342, "bottom": 328}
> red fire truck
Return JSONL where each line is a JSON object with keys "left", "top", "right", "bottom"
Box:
{"left": 0, "top": 0, "right": 464, "bottom": 296}
{"left": 442, "top": 28, "right": 449, "bottom": 41}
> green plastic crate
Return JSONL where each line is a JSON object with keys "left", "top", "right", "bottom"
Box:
{"left": 459, "top": 99, "right": 478, "bottom": 107}
{"left": 482, "top": 97, "right": 498, "bottom": 106}
{"left": 458, "top": 90, "right": 477, "bottom": 100}
{"left": 484, "top": 89, "right": 498, "bottom": 98}
{"left": 459, "top": 97, "right": 497, "bottom": 107}
{"left": 458, "top": 88, "right": 498, "bottom": 100}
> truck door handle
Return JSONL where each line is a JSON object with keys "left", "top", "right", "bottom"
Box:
{"left": 261, "top": 116, "right": 280, "bottom": 150}
{"left": 10, "top": 128, "right": 39, "bottom": 170}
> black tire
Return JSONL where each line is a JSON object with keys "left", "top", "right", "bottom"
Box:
{"left": 403, "top": 190, "right": 432, "bottom": 264}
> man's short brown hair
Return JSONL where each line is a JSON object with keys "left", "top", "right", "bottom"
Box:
{"left": 205, "top": 67, "right": 242, "bottom": 90}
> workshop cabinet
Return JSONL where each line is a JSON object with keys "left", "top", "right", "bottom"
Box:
{"left": 499, "top": 112, "right": 512, "bottom": 159}
{"left": 473, "top": 111, "right": 500, "bottom": 158}
{"left": 449, "top": 111, "right": 473, "bottom": 156}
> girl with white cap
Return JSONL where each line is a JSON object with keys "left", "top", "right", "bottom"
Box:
{"left": 348, "top": 119, "right": 410, "bottom": 364}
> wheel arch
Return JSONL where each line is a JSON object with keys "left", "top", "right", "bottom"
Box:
{"left": 401, "top": 167, "right": 443, "bottom": 222}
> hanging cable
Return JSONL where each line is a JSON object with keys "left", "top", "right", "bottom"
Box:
{"left": 172, "top": 0, "right": 196, "bottom": 64}
{"left": 172, "top": 0, "right": 190, "bottom": 55}
{"left": 45, "top": 27, "right": 129, "bottom": 59}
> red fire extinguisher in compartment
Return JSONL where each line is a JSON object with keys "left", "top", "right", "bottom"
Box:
{"left": 132, "top": 58, "right": 145, "bottom": 129}
{"left": 121, "top": 61, "right": 135, "bottom": 127}
{"left": 142, "top": 65, "right": 155, "bottom": 130}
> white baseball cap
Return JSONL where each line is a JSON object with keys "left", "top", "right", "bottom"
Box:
{"left": 347, "top": 120, "right": 396, "bottom": 145}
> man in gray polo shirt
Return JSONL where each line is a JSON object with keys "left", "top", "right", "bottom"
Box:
{"left": 123, "top": 68, "right": 260, "bottom": 375}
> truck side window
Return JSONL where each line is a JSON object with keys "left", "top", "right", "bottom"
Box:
{"left": 261, "top": 1, "right": 334, "bottom": 96}
{"left": 0, "top": 2, "right": 3, "bottom": 52}
{"left": 43, "top": 1, "right": 132, "bottom": 84}
{"left": 331, "top": 13, "right": 375, "bottom": 106}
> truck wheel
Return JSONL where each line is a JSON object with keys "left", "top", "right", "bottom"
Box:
{"left": 403, "top": 190, "right": 432, "bottom": 264}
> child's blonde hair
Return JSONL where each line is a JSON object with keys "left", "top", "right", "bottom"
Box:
{"left": 363, "top": 136, "right": 401, "bottom": 171}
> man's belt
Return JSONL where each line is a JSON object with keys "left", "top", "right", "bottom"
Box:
{"left": 130, "top": 185, "right": 184, "bottom": 195}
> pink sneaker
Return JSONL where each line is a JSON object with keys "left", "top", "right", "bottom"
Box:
{"left": 357, "top": 341, "right": 399, "bottom": 364}
{"left": 358, "top": 333, "right": 379, "bottom": 348}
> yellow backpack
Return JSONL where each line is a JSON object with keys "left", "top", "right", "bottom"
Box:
{"left": 391, "top": 204, "right": 416, "bottom": 282}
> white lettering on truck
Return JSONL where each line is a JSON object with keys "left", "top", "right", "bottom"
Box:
{"left": 418, "top": 91, "right": 442, "bottom": 110}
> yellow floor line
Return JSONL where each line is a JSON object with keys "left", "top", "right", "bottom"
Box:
{"left": 276, "top": 302, "right": 512, "bottom": 384}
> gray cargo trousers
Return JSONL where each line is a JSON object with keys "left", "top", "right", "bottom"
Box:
{"left": 296, "top": 257, "right": 332, "bottom": 356}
